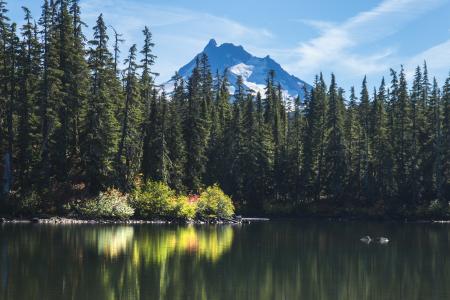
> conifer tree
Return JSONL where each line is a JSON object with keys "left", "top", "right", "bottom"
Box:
{"left": 116, "top": 44, "right": 143, "bottom": 189}
{"left": 66, "top": 0, "right": 89, "bottom": 176}
{"left": 440, "top": 75, "right": 450, "bottom": 203}
{"left": 184, "top": 58, "right": 209, "bottom": 192}
{"left": 142, "top": 88, "right": 170, "bottom": 184}
{"left": 358, "top": 76, "right": 371, "bottom": 203}
{"left": 396, "top": 66, "right": 412, "bottom": 205}
{"left": 140, "top": 25, "right": 156, "bottom": 114}
{"left": 166, "top": 87, "right": 186, "bottom": 192}
{"left": 325, "top": 74, "right": 346, "bottom": 200}
{"left": 371, "top": 78, "right": 391, "bottom": 202}
{"left": 37, "top": 0, "right": 62, "bottom": 186}
{"left": 423, "top": 77, "right": 441, "bottom": 200}
{"left": 205, "top": 71, "right": 231, "bottom": 188}
{"left": 410, "top": 66, "right": 425, "bottom": 203}
{"left": 387, "top": 69, "right": 400, "bottom": 202}
{"left": 4, "top": 23, "right": 19, "bottom": 194}
{"left": 0, "top": 0, "right": 10, "bottom": 196}
{"left": 110, "top": 26, "right": 123, "bottom": 76}
{"left": 16, "top": 7, "right": 40, "bottom": 189}
{"left": 344, "top": 87, "right": 361, "bottom": 199}
{"left": 253, "top": 92, "right": 274, "bottom": 210}
{"left": 285, "top": 95, "right": 303, "bottom": 203}
{"left": 0, "top": 0, "right": 448, "bottom": 216}
{"left": 229, "top": 79, "right": 246, "bottom": 202}
{"left": 83, "top": 14, "right": 120, "bottom": 192}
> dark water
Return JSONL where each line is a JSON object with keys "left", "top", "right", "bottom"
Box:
{"left": 1, "top": 220, "right": 450, "bottom": 300}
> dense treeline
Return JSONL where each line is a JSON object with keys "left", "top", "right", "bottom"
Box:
{"left": 0, "top": 0, "right": 448, "bottom": 217}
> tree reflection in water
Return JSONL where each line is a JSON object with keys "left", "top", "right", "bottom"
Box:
{"left": 2, "top": 221, "right": 450, "bottom": 300}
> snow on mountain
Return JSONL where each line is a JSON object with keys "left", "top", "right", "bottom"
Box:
{"left": 164, "top": 39, "right": 311, "bottom": 101}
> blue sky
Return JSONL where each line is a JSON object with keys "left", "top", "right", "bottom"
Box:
{"left": 8, "top": 0, "right": 450, "bottom": 91}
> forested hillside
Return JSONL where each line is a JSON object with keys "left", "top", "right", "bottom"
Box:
{"left": 0, "top": 0, "right": 449, "bottom": 218}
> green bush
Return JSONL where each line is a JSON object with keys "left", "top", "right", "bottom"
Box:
{"left": 170, "top": 196, "right": 197, "bottom": 220}
{"left": 77, "top": 188, "right": 134, "bottom": 220}
{"left": 427, "top": 199, "right": 447, "bottom": 216}
{"left": 196, "top": 185, "right": 235, "bottom": 218}
{"left": 17, "top": 191, "right": 41, "bottom": 215}
{"left": 130, "top": 180, "right": 175, "bottom": 218}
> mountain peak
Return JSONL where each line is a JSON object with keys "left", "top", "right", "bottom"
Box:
{"left": 205, "top": 38, "right": 217, "bottom": 50}
{"left": 168, "top": 39, "right": 312, "bottom": 100}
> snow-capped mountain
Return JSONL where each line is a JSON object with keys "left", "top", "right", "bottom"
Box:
{"left": 165, "top": 39, "right": 311, "bottom": 100}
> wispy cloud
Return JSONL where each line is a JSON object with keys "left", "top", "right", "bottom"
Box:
{"left": 80, "top": 0, "right": 273, "bottom": 81}
{"left": 79, "top": 0, "right": 448, "bottom": 87}
{"left": 406, "top": 39, "right": 450, "bottom": 79}
{"left": 288, "top": 0, "right": 447, "bottom": 84}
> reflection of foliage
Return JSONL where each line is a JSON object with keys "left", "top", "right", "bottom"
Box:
{"left": 84, "top": 226, "right": 135, "bottom": 258}
{"left": 132, "top": 226, "right": 234, "bottom": 265}
{"left": 9, "top": 222, "right": 450, "bottom": 299}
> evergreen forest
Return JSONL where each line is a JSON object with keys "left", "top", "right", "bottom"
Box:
{"left": 0, "top": 0, "right": 449, "bottom": 218}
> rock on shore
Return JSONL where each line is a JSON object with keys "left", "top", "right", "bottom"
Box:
{"left": 0, "top": 216, "right": 249, "bottom": 225}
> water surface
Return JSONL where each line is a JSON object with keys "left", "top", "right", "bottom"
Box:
{"left": 1, "top": 220, "right": 449, "bottom": 300}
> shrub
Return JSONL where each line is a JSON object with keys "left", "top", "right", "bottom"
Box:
{"left": 427, "top": 199, "right": 447, "bottom": 216}
{"left": 130, "top": 180, "right": 175, "bottom": 218}
{"left": 196, "top": 185, "right": 235, "bottom": 218}
{"left": 170, "top": 195, "right": 197, "bottom": 220}
{"left": 17, "top": 191, "right": 41, "bottom": 215}
{"left": 77, "top": 188, "right": 134, "bottom": 220}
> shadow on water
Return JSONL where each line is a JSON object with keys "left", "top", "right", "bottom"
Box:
{"left": 1, "top": 220, "right": 450, "bottom": 300}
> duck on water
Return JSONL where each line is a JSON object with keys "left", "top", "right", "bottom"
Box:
{"left": 360, "top": 236, "right": 389, "bottom": 244}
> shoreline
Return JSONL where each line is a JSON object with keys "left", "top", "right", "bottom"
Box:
{"left": 0, "top": 216, "right": 268, "bottom": 225}
{"left": 2, "top": 215, "right": 450, "bottom": 225}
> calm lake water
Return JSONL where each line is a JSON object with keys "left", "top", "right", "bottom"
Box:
{"left": 1, "top": 220, "right": 450, "bottom": 300}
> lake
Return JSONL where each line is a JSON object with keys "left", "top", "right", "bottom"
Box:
{"left": 1, "top": 220, "right": 450, "bottom": 300}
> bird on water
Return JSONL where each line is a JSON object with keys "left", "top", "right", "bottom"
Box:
{"left": 360, "top": 236, "right": 389, "bottom": 244}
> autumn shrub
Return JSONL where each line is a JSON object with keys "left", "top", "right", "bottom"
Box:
{"left": 170, "top": 195, "right": 197, "bottom": 220}
{"left": 77, "top": 188, "right": 134, "bottom": 220}
{"left": 196, "top": 185, "right": 235, "bottom": 218}
{"left": 130, "top": 180, "right": 175, "bottom": 218}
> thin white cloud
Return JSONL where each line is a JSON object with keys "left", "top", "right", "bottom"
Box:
{"left": 291, "top": 19, "right": 336, "bottom": 32}
{"left": 79, "top": 0, "right": 448, "bottom": 88}
{"left": 290, "top": 0, "right": 447, "bottom": 81}
{"left": 406, "top": 39, "right": 450, "bottom": 80}
{"left": 80, "top": 0, "right": 274, "bottom": 81}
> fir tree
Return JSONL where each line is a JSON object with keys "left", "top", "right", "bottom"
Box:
{"left": 116, "top": 44, "right": 143, "bottom": 189}
{"left": 396, "top": 66, "right": 412, "bottom": 205}
{"left": 37, "top": 0, "right": 62, "bottom": 186}
{"left": 166, "top": 87, "right": 186, "bottom": 192}
{"left": 286, "top": 95, "right": 303, "bottom": 203}
{"left": 358, "top": 76, "right": 371, "bottom": 203}
{"left": 16, "top": 7, "right": 40, "bottom": 189}
{"left": 184, "top": 58, "right": 210, "bottom": 192}
{"left": 344, "top": 87, "right": 361, "bottom": 199}
{"left": 371, "top": 78, "right": 391, "bottom": 202}
{"left": 83, "top": 14, "right": 120, "bottom": 192}
{"left": 440, "top": 75, "right": 450, "bottom": 203}
{"left": 0, "top": 0, "right": 10, "bottom": 197}
{"left": 4, "top": 23, "right": 19, "bottom": 194}
{"left": 325, "top": 74, "right": 346, "bottom": 200}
